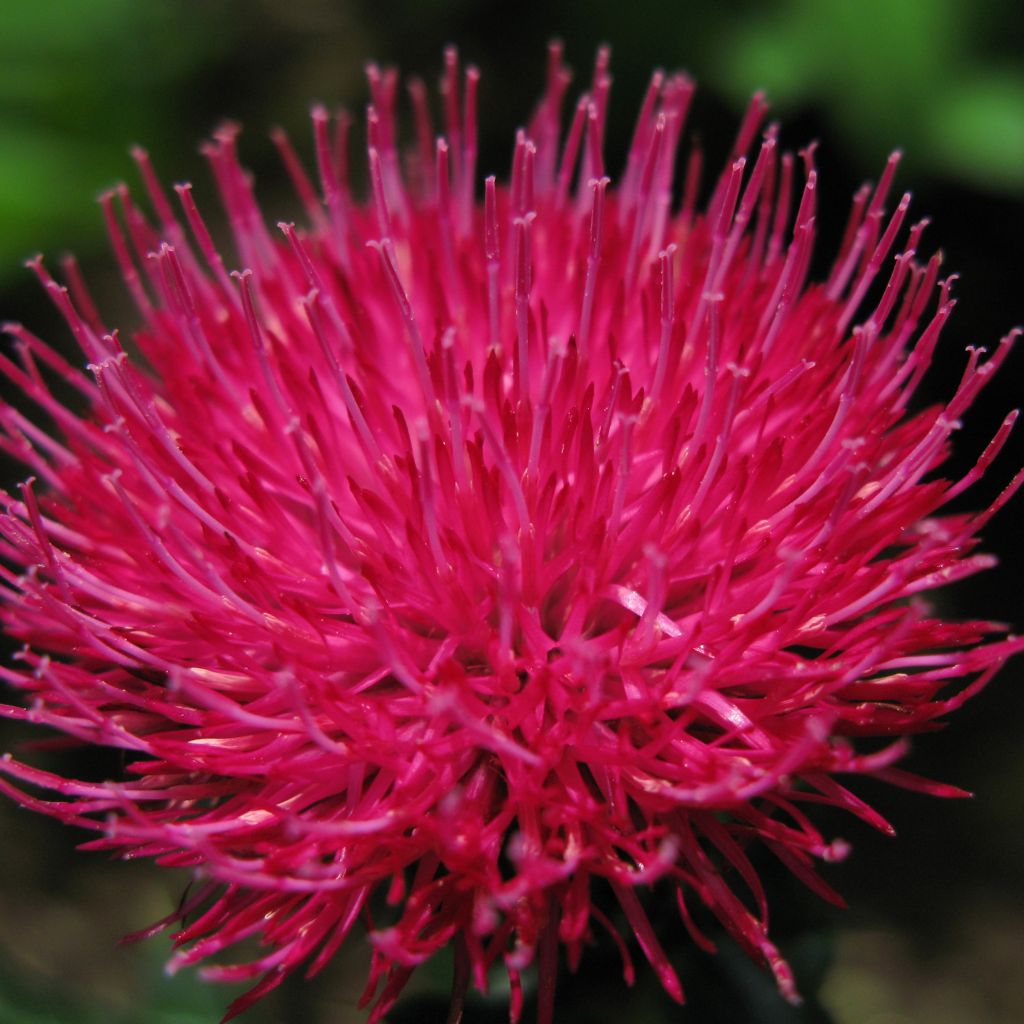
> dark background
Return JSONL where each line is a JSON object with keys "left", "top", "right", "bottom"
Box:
{"left": 0, "top": 1, "right": 1022, "bottom": 1021}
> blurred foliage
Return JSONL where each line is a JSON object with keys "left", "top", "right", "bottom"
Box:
{"left": 0, "top": 953, "right": 228, "bottom": 1024}
{"left": 1, "top": 1, "right": 1022, "bottom": 1022}
{"left": 0, "top": 1, "right": 234, "bottom": 273}
{"left": 709, "top": 0, "right": 1024, "bottom": 192}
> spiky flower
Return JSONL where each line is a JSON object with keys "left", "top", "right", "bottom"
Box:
{"left": 0, "top": 45, "right": 1019, "bottom": 1023}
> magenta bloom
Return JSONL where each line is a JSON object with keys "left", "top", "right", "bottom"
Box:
{"left": 0, "top": 45, "right": 1020, "bottom": 1022}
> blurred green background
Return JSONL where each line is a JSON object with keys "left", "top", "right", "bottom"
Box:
{"left": 1, "top": 1, "right": 1022, "bottom": 1021}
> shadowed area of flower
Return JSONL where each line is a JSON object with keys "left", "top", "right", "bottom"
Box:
{"left": 0, "top": 44, "right": 1020, "bottom": 1024}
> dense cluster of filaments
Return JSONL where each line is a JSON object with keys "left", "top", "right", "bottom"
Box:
{"left": 0, "top": 45, "right": 1020, "bottom": 1023}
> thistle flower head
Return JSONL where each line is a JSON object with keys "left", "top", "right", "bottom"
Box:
{"left": 1, "top": 44, "right": 1020, "bottom": 1022}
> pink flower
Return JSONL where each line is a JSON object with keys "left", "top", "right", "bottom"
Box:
{"left": 0, "top": 44, "right": 1020, "bottom": 1023}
